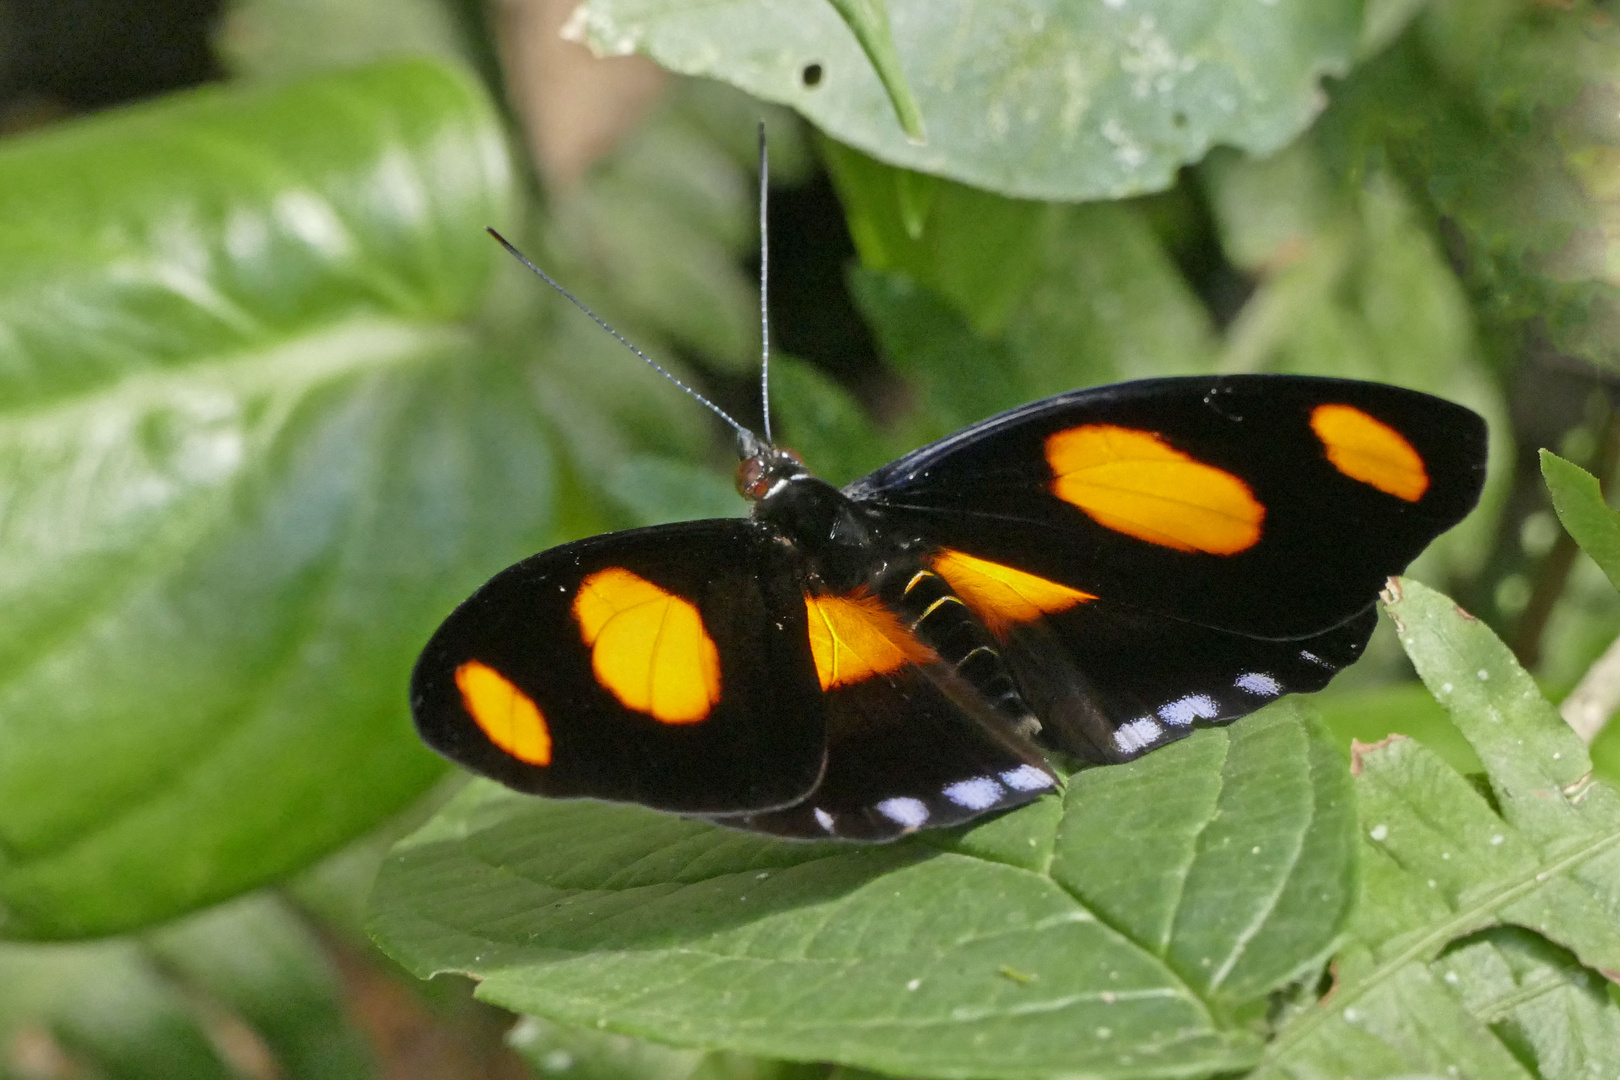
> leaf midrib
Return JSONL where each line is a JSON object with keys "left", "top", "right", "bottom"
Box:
{"left": 1262, "top": 820, "right": 1620, "bottom": 1064}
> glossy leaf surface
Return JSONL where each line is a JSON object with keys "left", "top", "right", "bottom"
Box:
{"left": 1260, "top": 579, "right": 1620, "bottom": 1079}
{"left": 0, "top": 60, "right": 538, "bottom": 938}
{"left": 370, "top": 702, "right": 1353, "bottom": 1079}
{"left": 567, "top": 0, "right": 1361, "bottom": 201}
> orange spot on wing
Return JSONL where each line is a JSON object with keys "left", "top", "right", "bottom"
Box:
{"left": 1311, "top": 404, "right": 1428, "bottom": 502}
{"left": 573, "top": 567, "right": 720, "bottom": 724}
{"left": 804, "top": 592, "right": 934, "bottom": 690}
{"left": 932, "top": 549, "right": 1096, "bottom": 637}
{"left": 455, "top": 660, "right": 552, "bottom": 765}
{"left": 1045, "top": 425, "right": 1264, "bottom": 555}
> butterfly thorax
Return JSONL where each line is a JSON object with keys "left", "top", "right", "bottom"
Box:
{"left": 746, "top": 465, "right": 891, "bottom": 594}
{"left": 739, "top": 446, "right": 1041, "bottom": 738}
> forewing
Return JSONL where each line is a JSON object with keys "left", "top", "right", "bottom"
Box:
{"left": 410, "top": 520, "right": 826, "bottom": 815}
{"left": 848, "top": 375, "right": 1486, "bottom": 638}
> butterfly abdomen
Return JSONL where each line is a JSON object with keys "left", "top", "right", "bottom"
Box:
{"left": 879, "top": 559, "right": 1039, "bottom": 737}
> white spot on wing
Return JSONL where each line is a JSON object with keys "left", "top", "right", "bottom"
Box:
{"left": 813, "top": 808, "right": 834, "bottom": 832}
{"left": 943, "top": 777, "right": 1005, "bottom": 810}
{"left": 1000, "top": 764, "right": 1055, "bottom": 791}
{"left": 876, "top": 797, "right": 929, "bottom": 828}
{"left": 1114, "top": 717, "right": 1163, "bottom": 753}
{"left": 1236, "top": 672, "right": 1281, "bottom": 697}
{"left": 1158, "top": 694, "right": 1218, "bottom": 726}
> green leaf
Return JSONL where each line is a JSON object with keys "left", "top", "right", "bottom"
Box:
{"left": 767, "top": 355, "right": 889, "bottom": 488}
{"left": 821, "top": 139, "right": 1050, "bottom": 334}
{"left": 146, "top": 896, "right": 374, "bottom": 1080}
{"left": 509, "top": 1014, "right": 809, "bottom": 1080}
{"left": 0, "top": 895, "right": 374, "bottom": 1079}
{"left": 368, "top": 701, "right": 1354, "bottom": 1079}
{"left": 1434, "top": 927, "right": 1620, "bottom": 1080}
{"left": 1260, "top": 579, "right": 1620, "bottom": 1078}
{"left": 1543, "top": 449, "right": 1620, "bottom": 596}
{"left": 1315, "top": 682, "right": 1486, "bottom": 778}
{"left": 568, "top": 0, "right": 1362, "bottom": 201}
{"left": 824, "top": 0, "right": 926, "bottom": 143}
{"left": 0, "top": 60, "right": 535, "bottom": 938}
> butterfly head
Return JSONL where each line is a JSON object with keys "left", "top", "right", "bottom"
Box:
{"left": 736, "top": 436, "right": 807, "bottom": 502}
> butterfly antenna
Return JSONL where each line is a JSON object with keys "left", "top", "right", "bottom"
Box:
{"left": 485, "top": 228, "right": 753, "bottom": 442}
{"left": 757, "top": 122, "right": 773, "bottom": 446}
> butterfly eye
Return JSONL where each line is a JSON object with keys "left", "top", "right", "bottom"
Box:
{"left": 736, "top": 457, "right": 770, "bottom": 499}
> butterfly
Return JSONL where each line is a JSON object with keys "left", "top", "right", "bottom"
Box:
{"left": 412, "top": 355, "right": 1486, "bottom": 840}
{"left": 411, "top": 135, "right": 1486, "bottom": 840}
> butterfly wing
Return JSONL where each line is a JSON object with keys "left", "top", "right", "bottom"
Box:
{"left": 847, "top": 375, "right": 1486, "bottom": 639}
{"left": 996, "top": 600, "right": 1378, "bottom": 763}
{"left": 411, "top": 520, "right": 827, "bottom": 816}
{"left": 709, "top": 599, "right": 1056, "bottom": 840}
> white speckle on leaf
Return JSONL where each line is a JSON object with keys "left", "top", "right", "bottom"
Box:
{"left": 1344, "top": 1008, "right": 1359, "bottom": 1022}
{"left": 1440, "top": 683, "right": 1453, "bottom": 695}
{"left": 1251, "top": 845, "right": 1261, "bottom": 855}
{"left": 1101, "top": 118, "right": 1146, "bottom": 168}
{"left": 1096, "top": 1027, "right": 1112, "bottom": 1038}
{"left": 1490, "top": 834, "right": 1504, "bottom": 845}
{"left": 1428, "top": 880, "right": 1437, "bottom": 888}
{"left": 542, "top": 1051, "right": 574, "bottom": 1073}
{"left": 1444, "top": 971, "right": 1458, "bottom": 984}
{"left": 1120, "top": 17, "right": 1181, "bottom": 101}
{"left": 1370, "top": 824, "right": 1389, "bottom": 841}
{"left": 1477, "top": 669, "right": 1489, "bottom": 681}
{"left": 907, "top": 979, "right": 921, "bottom": 991}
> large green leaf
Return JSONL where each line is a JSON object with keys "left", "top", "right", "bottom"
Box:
{"left": 1260, "top": 579, "right": 1620, "bottom": 1078}
{"left": 369, "top": 701, "right": 1354, "bottom": 1080}
{"left": 567, "top": 0, "right": 1362, "bottom": 201}
{"left": 0, "top": 60, "right": 537, "bottom": 938}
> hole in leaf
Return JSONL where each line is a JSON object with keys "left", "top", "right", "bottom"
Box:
{"left": 802, "top": 63, "right": 824, "bottom": 87}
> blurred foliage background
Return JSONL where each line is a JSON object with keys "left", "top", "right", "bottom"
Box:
{"left": 3, "top": 0, "right": 1620, "bottom": 1076}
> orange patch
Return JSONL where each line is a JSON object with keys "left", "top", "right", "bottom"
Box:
{"left": 1045, "top": 425, "right": 1264, "bottom": 555}
{"left": 932, "top": 549, "right": 1096, "bottom": 637}
{"left": 804, "top": 592, "right": 935, "bottom": 690}
{"left": 1311, "top": 404, "right": 1428, "bottom": 502}
{"left": 573, "top": 567, "right": 720, "bottom": 724}
{"left": 455, "top": 660, "right": 551, "bottom": 766}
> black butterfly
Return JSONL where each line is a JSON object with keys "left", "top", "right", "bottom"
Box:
{"left": 412, "top": 130, "right": 1485, "bottom": 840}
{"left": 412, "top": 364, "right": 1485, "bottom": 840}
